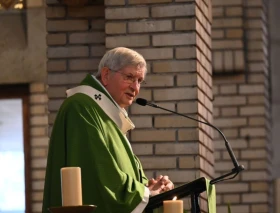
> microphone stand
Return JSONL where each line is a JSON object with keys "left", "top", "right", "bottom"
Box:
{"left": 142, "top": 101, "right": 245, "bottom": 184}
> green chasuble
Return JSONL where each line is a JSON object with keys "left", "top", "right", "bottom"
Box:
{"left": 42, "top": 74, "right": 148, "bottom": 213}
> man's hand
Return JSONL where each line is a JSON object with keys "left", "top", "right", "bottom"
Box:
{"left": 146, "top": 175, "right": 174, "bottom": 196}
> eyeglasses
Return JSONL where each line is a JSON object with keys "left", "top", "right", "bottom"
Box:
{"left": 110, "top": 69, "right": 146, "bottom": 86}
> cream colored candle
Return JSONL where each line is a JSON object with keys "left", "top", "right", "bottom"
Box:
{"left": 163, "top": 198, "right": 183, "bottom": 213}
{"left": 60, "top": 167, "right": 83, "bottom": 206}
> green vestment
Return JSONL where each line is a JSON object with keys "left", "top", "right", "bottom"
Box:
{"left": 42, "top": 74, "right": 148, "bottom": 213}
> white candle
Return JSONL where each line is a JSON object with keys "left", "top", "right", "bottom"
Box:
{"left": 163, "top": 197, "right": 183, "bottom": 213}
{"left": 60, "top": 167, "right": 83, "bottom": 206}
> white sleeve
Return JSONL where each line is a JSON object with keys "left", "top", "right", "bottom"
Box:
{"left": 131, "top": 186, "right": 150, "bottom": 213}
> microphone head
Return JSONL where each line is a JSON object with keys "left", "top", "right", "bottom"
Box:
{"left": 136, "top": 98, "right": 147, "bottom": 106}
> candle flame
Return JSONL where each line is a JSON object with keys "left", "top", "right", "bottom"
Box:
{"left": 172, "top": 196, "right": 177, "bottom": 200}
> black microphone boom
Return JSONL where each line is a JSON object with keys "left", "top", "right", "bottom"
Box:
{"left": 135, "top": 98, "right": 245, "bottom": 184}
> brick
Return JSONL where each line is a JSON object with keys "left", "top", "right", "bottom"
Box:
{"left": 68, "top": 6, "right": 105, "bottom": 17}
{"left": 226, "top": 29, "right": 243, "bottom": 38}
{"left": 46, "top": 6, "right": 66, "bottom": 18}
{"left": 213, "top": 51, "right": 223, "bottom": 71}
{"left": 139, "top": 157, "right": 176, "bottom": 169}
{"left": 241, "top": 149, "right": 266, "bottom": 159}
{"left": 214, "top": 117, "right": 247, "bottom": 127}
{"left": 105, "top": 7, "right": 149, "bottom": 19}
{"left": 212, "top": 7, "right": 223, "bottom": 17}
{"left": 129, "top": 0, "right": 172, "bottom": 4}
{"left": 105, "top": 0, "right": 125, "bottom": 5}
{"left": 213, "top": 96, "right": 246, "bottom": 106}
{"left": 47, "top": 34, "right": 67, "bottom": 45}
{"left": 32, "top": 203, "right": 42, "bottom": 213}
{"left": 155, "top": 143, "right": 199, "bottom": 155}
{"left": 250, "top": 182, "right": 269, "bottom": 192}
{"left": 178, "top": 128, "right": 199, "bottom": 141}
{"left": 216, "top": 183, "right": 249, "bottom": 193}
{"left": 131, "top": 102, "right": 175, "bottom": 114}
{"left": 131, "top": 130, "right": 176, "bottom": 142}
{"left": 153, "top": 60, "right": 197, "bottom": 73}
{"left": 251, "top": 204, "right": 269, "bottom": 213}
{"left": 48, "top": 46, "right": 89, "bottom": 58}
{"left": 239, "top": 84, "right": 265, "bottom": 94}
{"left": 48, "top": 86, "right": 67, "bottom": 98}
{"left": 179, "top": 156, "right": 200, "bottom": 168}
{"left": 221, "top": 107, "right": 238, "bottom": 116}
{"left": 234, "top": 50, "right": 245, "bottom": 70}
{"left": 212, "top": 29, "right": 224, "bottom": 38}
{"left": 31, "top": 159, "right": 47, "bottom": 168}
{"left": 32, "top": 180, "right": 44, "bottom": 190}
{"left": 212, "top": 18, "right": 242, "bottom": 28}
{"left": 31, "top": 137, "right": 49, "bottom": 147}
{"left": 212, "top": 40, "right": 243, "bottom": 49}
{"left": 155, "top": 115, "right": 198, "bottom": 128}
{"left": 220, "top": 85, "right": 237, "bottom": 94}
{"left": 47, "top": 73, "right": 86, "bottom": 85}
{"left": 47, "top": 20, "right": 89, "bottom": 32}
{"left": 137, "top": 89, "right": 152, "bottom": 100}
{"left": 30, "top": 105, "right": 47, "bottom": 115}
{"left": 69, "top": 32, "right": 105, "bottom": 44}
{"left": 240, "top": 106, "right": 265, "bottom": 116}
{"left": 90, "top": 19, "right": 105, "bottom": 30}
{"left": 130, "top": 116, "right": 152, "bottom": 128}
{"left": 223, "top": 194, "right": 240, "bottom": 204}
{"left": 106, "top": 35, "right": 150, "bottom": 48}
{"left": 47, "top": 60, "right": 67, "bottom": 72}
{"left": 242, "top": 193, "right": 268, "bottom": 203}
{"left": 48, "top": 99, "right": 64, "bottom": 111}
{"left": 225, "top": 6, "right": 243, "bottom": 16}
{"left": 151, "top": 4, "right": 195, "bottom": 17}
{"left": 177, "top": 101, "right": 198, "bottom": 114}
{"left": 153, "top": 33, "right": 196, "bottom": 46}
{"left": 176, "top": 47, "right": 197, "bottom": 59}
{"left": 106, "top": 22, "right": 126, "bottom": 34}
{"left": 212, "top": 0, "right": 242, "bottom": 6}
{"left": 249, "top": 117, "right": 266, "bottom": 126}
{"left": 154, "top": 88, "right": 197, "bottom": 101}
{"left": 224, "top": 51, "right": 233, "bottom": 70}
{"left": 134, "top": 48, "right": 173, "bottom": 60}
{"left": 246, "top": 19, "right": 264, "bottom": 29}
{"left": 69, "top": 59, "right": 100, "bottom": 71}
{"left": 240, "top": 127, "right": 266, "bottom": 137}
{"left": 175, "top": 18, "right": 196, "bottom": 31}
{"left": 32, "top": 192, "right": 44, "bottom": 201}
{"left": 131, "top": 144, "right": 153, "bottom": 155}
{"left": 30, "top": 94, "right": 48, "bottom": 104}
{"left": 144, "top": 75, "right": 174, "bottom": 87}
{"left": 217, "top": 205, "right": 249, "bottom": 213}
{"left": 177, "top": 74, "right": 199, "bottom": 86}
{"left": 247, "top": 0, "right": 263, "bottom": 6}
{"left": 242, "top": 171, "right": 268, "bottom": 181}
{"left": 30, "top": 83, "right": 46, "bottom": 93}
{"left": 129, "top": 20, "right": 172, "bottom": 33}
{"left": 90, "top": 46, "right": 106, "bottom": 57}
{"left": 31, "top": 148, "right": 48, "bottom": 157}
{"left": 250, "top": 160, "right": 268, "bottom": 169}
{"left": 30, "top": 115, "right": 48, "bottom": 126}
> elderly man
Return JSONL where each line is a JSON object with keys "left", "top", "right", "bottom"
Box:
{"left": 42, "top": 47, "right": 174, "bottom": 213}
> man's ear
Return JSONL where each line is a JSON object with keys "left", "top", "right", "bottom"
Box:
{"left": 100, "top": 67, "right": 110, "bottom": 86}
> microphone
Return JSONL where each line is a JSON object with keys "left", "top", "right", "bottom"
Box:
{"left": 135, "top": 98, "right": 245, "bottom": 184}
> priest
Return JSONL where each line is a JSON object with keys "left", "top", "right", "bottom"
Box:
{"left": 42, "top": 47, "right": 174, "bottom": 213}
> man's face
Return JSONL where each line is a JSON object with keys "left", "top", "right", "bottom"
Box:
{"left": 102, "top": 65, "right": 146, "bottom": 108}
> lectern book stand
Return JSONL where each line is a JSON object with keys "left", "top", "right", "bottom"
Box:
{"left": 145, "top": 177, "right": 206, "bottom": 213}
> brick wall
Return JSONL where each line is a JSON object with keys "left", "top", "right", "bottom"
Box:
{"left": 29, "top": 83, "right": 49, "bottom": 212}
{"left": 212, "top": 0, "right": 272, "bottom": 212}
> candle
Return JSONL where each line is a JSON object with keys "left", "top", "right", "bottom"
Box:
{"left": 60, "top": 167, "right": 83, "bottom": 206}
{"left": 163, "top": 197, "right": 183, "bottom": 213}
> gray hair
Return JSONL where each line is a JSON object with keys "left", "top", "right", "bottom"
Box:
{"left": 96, "top": 47, "right": 147, "bottom": 78}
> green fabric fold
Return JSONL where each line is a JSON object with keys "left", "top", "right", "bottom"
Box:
{"left": 205, "top": 178, "right": 216, "bottom": 213}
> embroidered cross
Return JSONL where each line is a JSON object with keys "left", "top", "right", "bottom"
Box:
{"left": 94, "top": 94, "right": 102, "bottom": 100}
{"left": 94, "top": 94, "right": 101, "bottom": 100}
